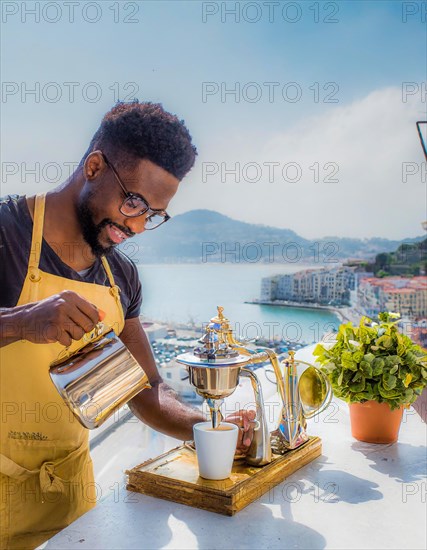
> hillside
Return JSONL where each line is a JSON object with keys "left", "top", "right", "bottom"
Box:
{"left": 119, "top": 210, "right": 425, "bottom": 264}
{"left": 367, "top": 239, "right": 427, "bottom": 276}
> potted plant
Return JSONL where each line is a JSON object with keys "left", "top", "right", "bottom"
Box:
{"left": 313, "top": 312, "right": 427, "bottom": 443}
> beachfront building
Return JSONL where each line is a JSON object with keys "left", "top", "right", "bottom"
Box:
{"left": 260, "top": 266, "right": 356, "bottom": 306}
{"left": 358, "top": 276, "right": 427, "bottom": 319}
{"left": 261, "top": 276, "right": 279, "bottom": 301}
{"left": 277, "top": 273, "right": 293, "bottom": 300}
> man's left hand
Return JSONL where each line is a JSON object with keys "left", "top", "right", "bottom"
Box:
{"left": 225, "top": 409, "right": 257, "bottom": 452}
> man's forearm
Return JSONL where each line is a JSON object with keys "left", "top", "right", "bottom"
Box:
{"left": 129, "top": 381, "right": 205, "bottom": 440}
{"left": 0, "top": 306, "right": 27, "bottom": 347}
{"left": 120, "top": 317, "right": 205, "bottom": 439}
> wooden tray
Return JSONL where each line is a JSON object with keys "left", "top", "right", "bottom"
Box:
{"left": 126, "top": 436, "right": 321, "bottom": 516}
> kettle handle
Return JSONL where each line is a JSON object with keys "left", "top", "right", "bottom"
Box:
{"left": 83, "top": 321, "right": 108, "bottom": 342}
{"left": 303, "top": 379, "right": 333, "bottom": 420}
{"left": 53, "top": 321, "right": 111, "bottom": 365}
{"left": 296, "top": 360, "right": 333, "bottom": 420}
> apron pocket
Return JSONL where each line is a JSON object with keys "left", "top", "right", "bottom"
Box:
{"left": 1, "top": 439, "right": 96, "bottom": 549}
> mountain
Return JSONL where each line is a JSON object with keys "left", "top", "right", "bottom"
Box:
{"left": 119, "top": 210, "right": 426, "bottom": 265}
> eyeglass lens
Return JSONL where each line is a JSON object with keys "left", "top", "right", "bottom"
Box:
{"left": 121, "top": 196, "right": 166, "bottom": 229}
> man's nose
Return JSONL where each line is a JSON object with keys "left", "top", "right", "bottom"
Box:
{"left": 124, "top": 214, "right": 148, "bottom": 235}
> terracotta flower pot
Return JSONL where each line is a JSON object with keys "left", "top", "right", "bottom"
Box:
{"left": 349, "top": 401, "right": 404, "bottom": 444}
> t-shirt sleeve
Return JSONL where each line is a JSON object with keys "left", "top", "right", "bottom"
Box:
{"left": 0, "top": 195, "right": 31, "bottom": 308}
{"left": 125, "top": 261, "right": 143, "bottom": 319}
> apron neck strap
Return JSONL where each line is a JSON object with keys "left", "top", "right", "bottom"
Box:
{"left": 100, "top": 255, "right": 118, "bottom": 289}
{"left": 29, "top": 193, "right": 46, "bottom": 270}
{"left": 100, "top": 256, "right": 122, "bottom": 312}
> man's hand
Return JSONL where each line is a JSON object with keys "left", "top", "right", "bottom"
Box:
{"left": 225, "top": 409, "right": 257, "bottom": 452}
{"left": 1, "top": 290, "right": 103, "bottom": 347}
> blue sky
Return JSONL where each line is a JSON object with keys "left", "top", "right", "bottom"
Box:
{"left": 1, "top": 0, "right": 426, "bottom": 238}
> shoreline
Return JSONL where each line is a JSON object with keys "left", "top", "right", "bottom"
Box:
{"left": 245, "top": 299, "right": 343, "bottom": 313}
{"left": 245, "top": 300, "right": 361, "bottom": 325}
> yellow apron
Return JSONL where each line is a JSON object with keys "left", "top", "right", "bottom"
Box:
{"left": 0, "top": 193, "right": 125, "bottom": 549}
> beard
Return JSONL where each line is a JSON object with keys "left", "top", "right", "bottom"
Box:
{"left": 76, "top": 191, "right": 133, "bottom": 257}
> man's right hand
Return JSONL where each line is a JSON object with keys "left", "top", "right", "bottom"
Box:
{"left": 0, "top": 291, "right": 103, "bottom": 348}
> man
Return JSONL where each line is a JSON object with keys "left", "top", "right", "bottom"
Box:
{"left": 0, "top": 102, "right": 254, "bottom": 549}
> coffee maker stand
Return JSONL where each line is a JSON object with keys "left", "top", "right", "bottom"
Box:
{"left": 126, "top": 436, "right": 321, "bottom": 516}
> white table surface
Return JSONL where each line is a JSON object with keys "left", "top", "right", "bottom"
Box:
{"left": 45, "top": 350, "right": 427, "bottom": 550}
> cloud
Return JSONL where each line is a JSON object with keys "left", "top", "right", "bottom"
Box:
{"left": 179, "top": 87, "right": 426, "bottom": 240}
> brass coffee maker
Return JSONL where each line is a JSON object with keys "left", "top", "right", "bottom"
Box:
{"left": 177, "top": 307, "right": 332, "bottom": 466}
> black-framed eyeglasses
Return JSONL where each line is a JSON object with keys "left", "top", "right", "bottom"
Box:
{"left": 101, "top": 152, "right": 171, "bottom": 230}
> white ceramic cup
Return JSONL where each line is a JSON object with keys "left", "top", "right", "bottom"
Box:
{"left": 193, "top": 421, "right": 239, "bottom": 480}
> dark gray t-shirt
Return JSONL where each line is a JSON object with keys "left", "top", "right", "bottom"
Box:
{"left": 0, "top": 195, "right": 142, "bottom": 319}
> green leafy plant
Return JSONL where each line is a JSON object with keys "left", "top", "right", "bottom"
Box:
{"left": 313, "top": 312, "right": 427, "bottom": 410}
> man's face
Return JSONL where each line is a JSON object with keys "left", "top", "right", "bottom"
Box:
{"left": 77, "top": 153, "right": 180, "bottom": 257}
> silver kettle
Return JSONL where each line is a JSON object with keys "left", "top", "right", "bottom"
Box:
{"left": 49, "top": 322, "right": 150, "bottom": 429}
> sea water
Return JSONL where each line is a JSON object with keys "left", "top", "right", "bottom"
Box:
{"left": 137, "top": 263, "right": 340, "bottom": 344}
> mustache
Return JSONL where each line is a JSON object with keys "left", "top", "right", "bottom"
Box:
{"left": 98, "top": 219, "right": 135, "bottom": 238}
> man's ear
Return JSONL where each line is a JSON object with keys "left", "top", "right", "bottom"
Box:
{"left": 84, "top": 150, "right": 105, "bottom": 181}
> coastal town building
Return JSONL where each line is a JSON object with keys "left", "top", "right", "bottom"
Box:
{"left": 260, "top": 276, "right": 279, "bottom": 301}
{"left": 260, "top": 266, "right": 356, "bottom": 306}
{"left": 357, "top": 276, "right": 427, "bottom": 319}
{"left": 411, "top": 320, "right": 427, "bottom": 349}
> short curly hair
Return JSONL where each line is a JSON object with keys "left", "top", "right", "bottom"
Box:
{"left": 81, "top": 101, "right": 197, "bottom": 180}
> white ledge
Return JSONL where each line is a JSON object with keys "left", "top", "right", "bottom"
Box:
{"left": 44, "top": 348, "right": 427, "bottom": 550}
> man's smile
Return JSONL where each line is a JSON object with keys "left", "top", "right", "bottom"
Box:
{"left": 105, "top": 222, "right": 133, "bottom": 244}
